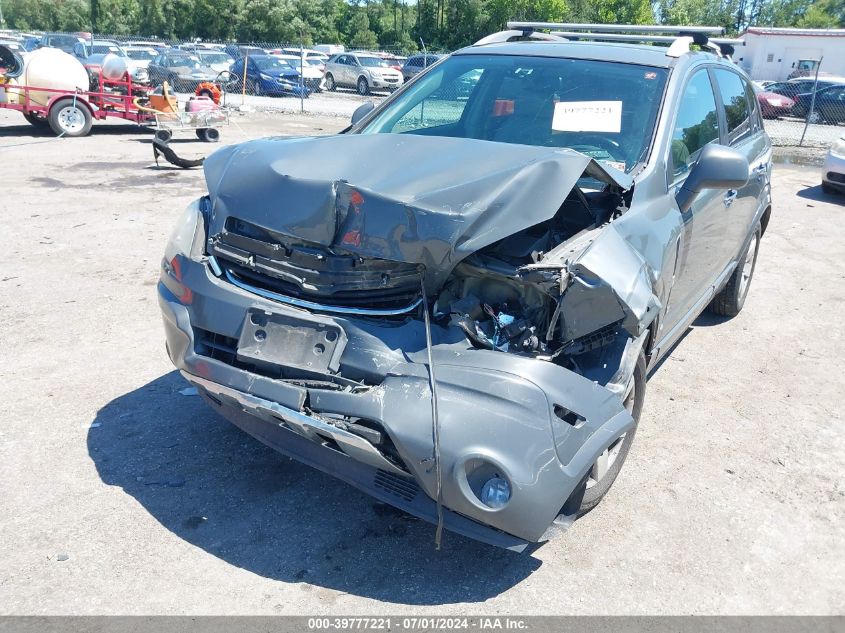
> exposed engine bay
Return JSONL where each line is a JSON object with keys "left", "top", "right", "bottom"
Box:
{"left": 436, "top": 186, "right": 628, "bottom": 362}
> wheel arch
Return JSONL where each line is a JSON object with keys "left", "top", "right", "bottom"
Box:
{"left": 47, "top": 94, "right": 94, "bottom": 117}
{"left": 760, "top": 204, "right": 772, "bottom": 236}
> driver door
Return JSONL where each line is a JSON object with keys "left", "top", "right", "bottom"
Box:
{"left": 660, "top": 68, "right": 725, "bottom": 335}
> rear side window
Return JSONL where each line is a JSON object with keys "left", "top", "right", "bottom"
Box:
{"left": 671, "top": 70, "right": 720, "bottom": 177}
{"left": 714, "top": 69, "right": 752, "bottom": 144}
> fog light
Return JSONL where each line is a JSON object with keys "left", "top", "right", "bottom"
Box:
{"left": 480, "top": 477, "right": 510, "bottom": 509}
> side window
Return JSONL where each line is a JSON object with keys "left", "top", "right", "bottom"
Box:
{"left": 671, "top": 70, "right": 720, "bottom": 178}
{"left": 744, "top": 79, "right": 762, "bottom": 132}
{"left": 714, "top": 69, "right": 752, "bottom": 144}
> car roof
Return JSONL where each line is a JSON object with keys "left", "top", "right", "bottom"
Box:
{"left": 454, "top": 40, "right": 721, "bottom": 69}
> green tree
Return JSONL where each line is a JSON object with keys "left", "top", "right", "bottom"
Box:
{"left": 96, "top": 0, "right": 141, "bottom": 35}
{"left": 347, "top": 9, "right": 379, "bottom": 48}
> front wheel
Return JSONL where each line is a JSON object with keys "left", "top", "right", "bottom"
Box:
{"left": 577, "top": 349, "right": 646, "bottom": 514}
{"left": 357, "top": 76, "right": 369, "bottom": 96}
{"left": 48, "top": 98, "right": 93, "bottom": 137}
{"left": 807, "top": 110, "right": 823, "bottom": 124}
{"left": 325, "top": 73, "right": 336, "bottom": 91}
{"left": 709, "top": 224, "right": 761, "bottom": 317}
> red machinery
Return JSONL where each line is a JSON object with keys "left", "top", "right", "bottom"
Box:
{"left": 0, "top": 65, "right": 156, "bottom": 137}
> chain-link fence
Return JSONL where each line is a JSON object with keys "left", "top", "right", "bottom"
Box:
{"left": 756, "top": 65, "right": 845, "bottom": 149}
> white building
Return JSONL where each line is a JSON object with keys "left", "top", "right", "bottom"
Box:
{"left": 736, "top": 27, "right": 845, "bottom": 81}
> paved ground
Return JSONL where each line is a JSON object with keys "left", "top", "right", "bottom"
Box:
{"left": 0, "top": 109, "right": 843, "bottom": 615}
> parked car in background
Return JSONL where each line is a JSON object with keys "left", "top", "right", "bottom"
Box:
{"left": 125, "top": 40, "right": 169, "bottom": 51}
{"left": 73, "top": 40, "right": 150, "bottom": 84}
{"left": 148, "top": 50, "right": 218, "bottom": 92}
{"left": 753, "top": 84, "right": 794, "bottom": 119}
{"left": 228, "top": 55, "right": 308, "bottom": 97}
{"left": 792, "top": 84, "right": 845, "bottom": 124}
{"left": 766, "top": 78, "right": 845, "bottom": 102}
{"left": 0, "top": 40, "right": 24, "bottom": 54}
{"left": 197, "top": 50, "right": 235, "bottom": 74}
{"left": 21, "top": 36, "right": 40, "bottom": 52}
{"left": 224, "top": 44, "right": 266, "bottom": 60}
{"left": 324, "top": 52, "right": 403, "bottom": 95}
{"left": 823, "top": 135, "right": 845, "bottom": 194}
{"left": 125, "top": 46, "right": 159, "bottom": 68}
{"left": 401, "top": 53, "right": 443, "bottom": 81}
{"left": 38, "top": 33, "right": 85, "bottom": 54}
{"left": 278, "top": 47, "right": 329, "bottom": 63}
{"left": 271, "top": 54, "right": 324, "bottom": 92}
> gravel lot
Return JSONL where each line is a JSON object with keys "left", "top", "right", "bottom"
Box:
{"left": 0, "top": 109, "right": 843, "bottom": 615}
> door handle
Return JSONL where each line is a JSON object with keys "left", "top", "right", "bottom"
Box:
{"left": 753, "top": 164, "right": 768, "bottom": 181}
{"left": 723, "top": 189, "right": 738, "bottom": 207}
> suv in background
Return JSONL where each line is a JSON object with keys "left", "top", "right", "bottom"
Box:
{"left": 38, "top": 33, "right": 85, "bottom": 54}
{"left": 324, "top": 52, "right": 404, "bottom": 94}
{"left": 160, "top": 24, "right": 771, "bottom": 550}
{"left": 72, "top": 39, "right": 150, "bottom": 84}
{"left": 401, "top": 53, "right": 442, "bottom": 81}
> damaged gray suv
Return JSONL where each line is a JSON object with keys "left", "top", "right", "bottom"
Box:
{"left": 158, "top": 24, "right": 772, "bottom": 550}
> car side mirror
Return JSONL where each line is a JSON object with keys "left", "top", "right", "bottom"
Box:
{"left": 675, "top": 144, "right": 749, "bottom": 214}
{"left": 351, "top": 101, "right": 374, "bottom": 125}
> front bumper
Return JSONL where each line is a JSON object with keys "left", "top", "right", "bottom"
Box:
{"left": 159, "top": 254, "right": 634, "bottom": 547}
{"left": 823, "top": 150, "right": 845, "bottom": 192}
{"left": 370, "top": 76, "right": 402, "bottom": 90}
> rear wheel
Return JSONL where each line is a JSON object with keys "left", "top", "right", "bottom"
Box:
{"left": 23, "top": 111, "right": 49, "bottom": 127}
{"left": 196, "top": 128, "right": 220, "bottom": 143}
{"left": 577, "top": 350, "right": 646, "bottom": 514}
{"left": 325, "top": 73, "right": 336, "bottom": 91}
{"left": 48, "top": 98, "right": 92, "bottom": 137}
{"left": 710, "top": 224, "right": 761, "bottom": 317}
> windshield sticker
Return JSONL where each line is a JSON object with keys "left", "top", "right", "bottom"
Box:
{"left": 552, "top": 101, "right": 622, "bottom": 133}
{"left": 602, "top": 160, "right": 627, "bottom": 172}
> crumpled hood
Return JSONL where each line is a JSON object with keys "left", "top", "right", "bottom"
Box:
{"left": 203, "top": 133, "right": 630, "bottom": 289}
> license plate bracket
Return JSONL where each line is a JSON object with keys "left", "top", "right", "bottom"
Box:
{"left": 237, "top": 309, "right": 346, "bottom": 374}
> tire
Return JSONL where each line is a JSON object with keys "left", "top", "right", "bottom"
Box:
{"left": 807, "top": 110, "right": 822, "bottom": 124}
{"left": 576, "top": 349, "right": 646, "bottom": 515}
{"left": 48, "top": 98, "right": 92, "bottom": 137}
{"left": 23, "top": 111, "right": 49, "bottom": 127}
{"left": 357, "top": 76, "right": 369, "bottom": 96}
{"left": 154, "top": 129, "right": 172, "bottom": 143}
{"left": 197, "top": 128, "right": 220, "bottom": 143}
{"left": 710, "top": 224, "right": 761, "bottom": 317}
{"left": 325, "top": 73, "right": 336, "bottom": 91}
{"left": 252, "top": 80, "right": 262, "bottom": 97}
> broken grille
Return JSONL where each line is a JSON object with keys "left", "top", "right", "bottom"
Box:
{"left": 210, "top": 218, "right": 423, "bottom": 314}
